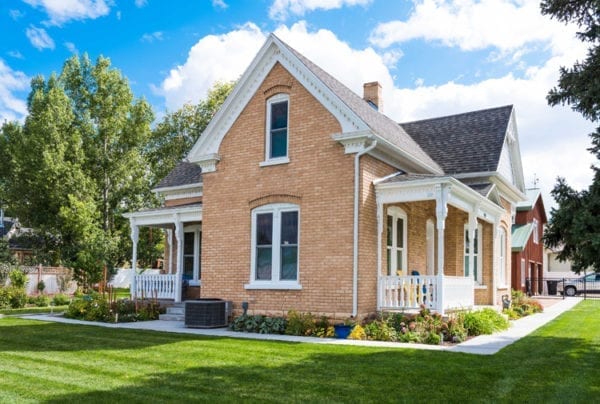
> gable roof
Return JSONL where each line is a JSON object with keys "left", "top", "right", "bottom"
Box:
{"left": 282, "top": 39, "right": 442, "bottom": 173}
{"left": 400, "top": 105, "right": 513, "bottom": 175}
{"left": 154, "top": 161, "right": 202, "bottom": 191}
{"left": 187, "top": 34, "right": 442, "bottom": 174}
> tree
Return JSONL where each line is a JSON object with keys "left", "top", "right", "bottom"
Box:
{"left": 147, "top": 81, "right": 235, "bottom": 183}
{"left": 542, "top": 0, "right": 600, "bottom": 273}
{"left": 0, "top": 55, "right": 155, "bottom": 284}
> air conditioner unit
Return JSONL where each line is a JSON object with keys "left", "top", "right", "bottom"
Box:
{"left": 184, "top": 299, "right": 232, "bottom": 328}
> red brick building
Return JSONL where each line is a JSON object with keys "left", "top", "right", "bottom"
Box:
{"left": 125, "top": 35, "right": 528, "bottom": 317}
{"left": 511, "top": 189, "right": 547, "bottom": 294}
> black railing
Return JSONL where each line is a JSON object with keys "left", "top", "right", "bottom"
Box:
{"left": 526, "top": 276, "right": 600, "bottom": 300}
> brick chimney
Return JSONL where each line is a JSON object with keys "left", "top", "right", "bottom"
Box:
{"left": 363, "top": 81, "right": 382, "bottom": 112}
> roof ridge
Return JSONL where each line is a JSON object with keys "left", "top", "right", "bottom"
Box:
{"left": 399, "top": 105, "right": 513, "bottom": 126}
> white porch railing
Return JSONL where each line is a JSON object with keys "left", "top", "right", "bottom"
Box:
{"left": 133, "top": 274, "right": 177, "bottom": 300}
{"left": 378, "top": 274, "right": 474, "bottom": 313}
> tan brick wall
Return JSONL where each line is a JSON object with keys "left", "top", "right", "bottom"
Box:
{"left": 200, "top": 62, "right": 357, "bottom": 317}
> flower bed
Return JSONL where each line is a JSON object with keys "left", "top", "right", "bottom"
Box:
{"left": 64, "top": 292, "right": 164, "bottom": 322}
{"left": 230, "top": 306, "right": 510, "bottom": 345}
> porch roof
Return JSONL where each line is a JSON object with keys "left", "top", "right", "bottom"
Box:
{"left": 375, "top": 174, "right": 505, "bottom": 222}
{"left": 511, "top": 223, "right": 534, "bottom": 252}
{"left": 123, "top": 203, "right": 202, "bottom": 227}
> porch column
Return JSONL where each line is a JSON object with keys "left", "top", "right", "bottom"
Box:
{"left": 435, "top": 184, "right": 450, "bottom": 276}
{"left": 166, "top": 228, "right": 174, "bottom": 274}
{"left": 492, "top": 219, "right": 500, "bottom": 305}
{"left": 467, "top": 209, "right": 477, "bottom": 281}
{"left": 376, "top": 198, "right": 384, "bottom": 310}
{"left": 174, "top": 215, "right": 183, "bottom": 303}
{"left": 435, "top": 184, "right": 450, "bottom": 314}
{"left": 129, "top": 219, "right": 139, "bottom": 300}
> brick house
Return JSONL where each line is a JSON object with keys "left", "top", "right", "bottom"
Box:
{"left": 511, "top": 189, "right": 547, "bottom": 294}
{"left": 124, "top": 34, "right": 527, "bottom": 317}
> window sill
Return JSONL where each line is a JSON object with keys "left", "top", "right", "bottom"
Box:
{"left": 259, "top": 157, "right": 289, "bottom": 167}
{"left": 244, "top": 282, "right": 302, "bottom": 290}
{"left": 497, "top": 285, "right": 510, "bottom": 290}
{"left": 474, "top": 285, "right": 487, "bottom": 290}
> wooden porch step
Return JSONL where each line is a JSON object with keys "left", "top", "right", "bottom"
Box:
{"left": 158, "top": 303, "right": 185, "bottom": 321}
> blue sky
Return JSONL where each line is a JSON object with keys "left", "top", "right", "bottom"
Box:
{"left": 1, "top": 0, "right": 597, "bottom": 208}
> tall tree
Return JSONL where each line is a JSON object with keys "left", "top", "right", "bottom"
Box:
{"left": 0, "top": 55, "right": 154, "bottom": 284}
{"left": 147, "top": 80, "right": 235, "bottom": 183}
{"left": 542, "top": 0, "right": 600, "bottom": 273}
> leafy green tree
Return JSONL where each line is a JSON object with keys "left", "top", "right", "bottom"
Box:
{"left": 542, "top": 0, "right": 600, "bottom": 273}
{"left": 147, "top": 80, "right": 235, "bottom": 183}
{"left": 0, "top": 55, "right": 154, "bottom": 284}
{"left": 0, "top": 239, "right": 13, "bottom": 264}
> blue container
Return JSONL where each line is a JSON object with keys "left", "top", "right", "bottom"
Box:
{"left": 334, "top": 324, "right": 353, "bottom": 339}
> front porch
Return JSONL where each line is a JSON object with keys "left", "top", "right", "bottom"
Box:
{"left": 374, "top": 175, "right": 508, "bottom": 313}
{"left": 123, "top": 203, "right": 202, "bottom": 303}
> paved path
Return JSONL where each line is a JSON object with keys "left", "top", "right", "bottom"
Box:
{"left": 22, "top": 297, "right": 581, "bottom": 356}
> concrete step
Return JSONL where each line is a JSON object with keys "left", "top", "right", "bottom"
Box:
{"left": 166, "top": 306, "right": 184, "bottom": 315}
{"left": 159, "top": 313, "right": 184, "bottom": 321}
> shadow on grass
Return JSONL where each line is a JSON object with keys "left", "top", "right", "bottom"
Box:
{"left": 39, "top": 334, "right": 600, "bottom": 403}
{"left": 0, "top": 319, "right": 214, "bottom": 352}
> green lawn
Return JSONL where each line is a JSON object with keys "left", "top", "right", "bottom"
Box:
{"left": 0, "top": 301, "right": 598, "bottom": 403}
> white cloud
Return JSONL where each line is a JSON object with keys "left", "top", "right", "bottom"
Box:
{"left": 9, "top": 9, "right": 25, "bottom": 20}
{"left": 26, "top": 26, "right": 55, "bottom": 50}
{"left": 212, "top": 0, "right": 228, "bottom": 9}
{"left": 64, "top": 42, "right": 78, "bottom": 53}
{"left": 8, "top": 51, "right": 24, "bottom": 59}
{"left": 0, "top": 60, "right": 29, "bottom": 123}
{"left": 159, "top": 23, "right": 266, "bottom": 109}
{"left": 269, "top": 0, "right": 371, "bottom": 20}
{"left": 23, "top": 0, "right": 111, "bottom": 26}
{"left": 141, "top": 31, "right": 164, "bottom": 43}
{"left": 369, "top": 0, "right": 572, "bottom": 55}
{"left": 134, "top": 0, "right": 147, "bottom": 7}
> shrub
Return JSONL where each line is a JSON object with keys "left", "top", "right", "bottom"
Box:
{"left": 314, "top": 316, "right": 334, "bottom": 338}
{"left": 348, "top": 324, "right": 366, "bottom": 340}
{"left": 364, "top": 320, "right": 397, "bottom": 342}
{"left": 37, "top": 280, "right": 46, "bottom": 294}
{"left": 506, "top": 289, "right": 544, "bottom": 319}
{"left": 230, "top": 314, "right": 286, "bottom": 334}
{"left": 8, "top": 269, "right": 27, "bottom": 289}
{"left": 65, "top": 294, "right": 162, "bottom": 322}
{"left": 52, "top": 294, "right": 71, "bottom": 306}
{"left": 285, "top": 310, "right": 316, "bottom": 336}
{"left": 32, "top": 295, "right": 50, "bottom": 307}
{"left": 463, "top": 308, "right": 509, "bottom": 336}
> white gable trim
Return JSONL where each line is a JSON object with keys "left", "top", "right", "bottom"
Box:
{"left": 504, "top": 109, "right": 525, "bottom": 192}
{"left": 186, "top": 34, "right": 369, "bottom": 169}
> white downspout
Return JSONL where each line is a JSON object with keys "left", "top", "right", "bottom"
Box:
{"left": 353, "top": 139, "right": 377, "bottom": 317}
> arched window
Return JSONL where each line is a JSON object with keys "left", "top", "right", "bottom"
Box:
{"left": 464, "top": 223, "right": 483, "bottom": 284}
{"left": 499, "top": 227, "right": 507, "bottom": 286}
{"left": 387, "top": 206, "right": 407, "bottom": 276}
{"left": 263, "top": 93, "right": 289, "bottom": 164}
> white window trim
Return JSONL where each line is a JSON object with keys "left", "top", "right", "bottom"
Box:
{"left": 498, "top": 227, "right": 508, "bottom": 288}
{"left": 464, "top": 223, "right": 483, "bottom": 285}
{"left": 246, "top": 203, "right": 301, "bottom": 290}
{"left": 262, "top": 93, "right": 289, "bottom": 165}
{"left": 183, "top": 225, "right": 202, "bottom": 286}
{"left": 387, "top": 206, "right": 408, "bottom": 276}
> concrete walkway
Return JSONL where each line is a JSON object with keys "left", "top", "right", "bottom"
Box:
{"left": 22, "top": 297, "right": 581, "bottom": 356}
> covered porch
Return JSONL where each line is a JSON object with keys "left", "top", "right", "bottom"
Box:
{"left": 123, "top": 204, "right": 202, "bottom": 303}
{"left": 374, "top": 175, "right": 506, "bottom": 313}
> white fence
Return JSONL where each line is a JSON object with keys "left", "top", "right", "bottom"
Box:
{"left": 378, "top": 274, "right": 474, "bottom": 313}
{"left": 133, "top": 274, "right": 176, "bottom": 299}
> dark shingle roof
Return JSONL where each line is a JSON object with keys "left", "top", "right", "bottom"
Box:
{"left": 155, "top": 162, "right": 202, "bottom": 190}
{"left": 277, "top": 36, "right": 442, "bottom": 173}
{"left": 400, "top": 105, "right": 513, "bottom": 175}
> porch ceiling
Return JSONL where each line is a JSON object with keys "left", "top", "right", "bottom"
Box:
{"left": 123, "top": 203, "right": 202, "bottom": 226}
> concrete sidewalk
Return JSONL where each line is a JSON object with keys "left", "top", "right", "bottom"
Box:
{"left": 22, "top": 297, "right": 581, "bottom": 355}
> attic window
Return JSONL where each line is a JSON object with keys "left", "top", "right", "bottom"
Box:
{"left": 261, "top": 93, "right": 290, "bottom": 167}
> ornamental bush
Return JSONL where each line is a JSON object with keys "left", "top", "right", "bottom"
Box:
{"left": 462, "top": 308, "right": 509, "bottom": 336}
{"left": 65, "top": 294, "right": 163, "bottom": 322}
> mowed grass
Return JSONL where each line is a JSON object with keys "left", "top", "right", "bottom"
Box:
{"left": 0, "top": 301, "right": 598, "bottom": 403}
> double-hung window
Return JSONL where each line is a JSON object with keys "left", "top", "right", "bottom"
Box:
{"left": 386, "top": 207, "right": 407, "bottom": 276}
{"left": 248, "top": 203, "right": 300, "bottom": 289}
{"left": 498, "top": 227, "right": 507, "bottom": 286}
{"left": 261, "top": 94, "right": 289, "bottom": 165}
{"left": 464, "top": 224, "right": 483, "bottom": 284}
